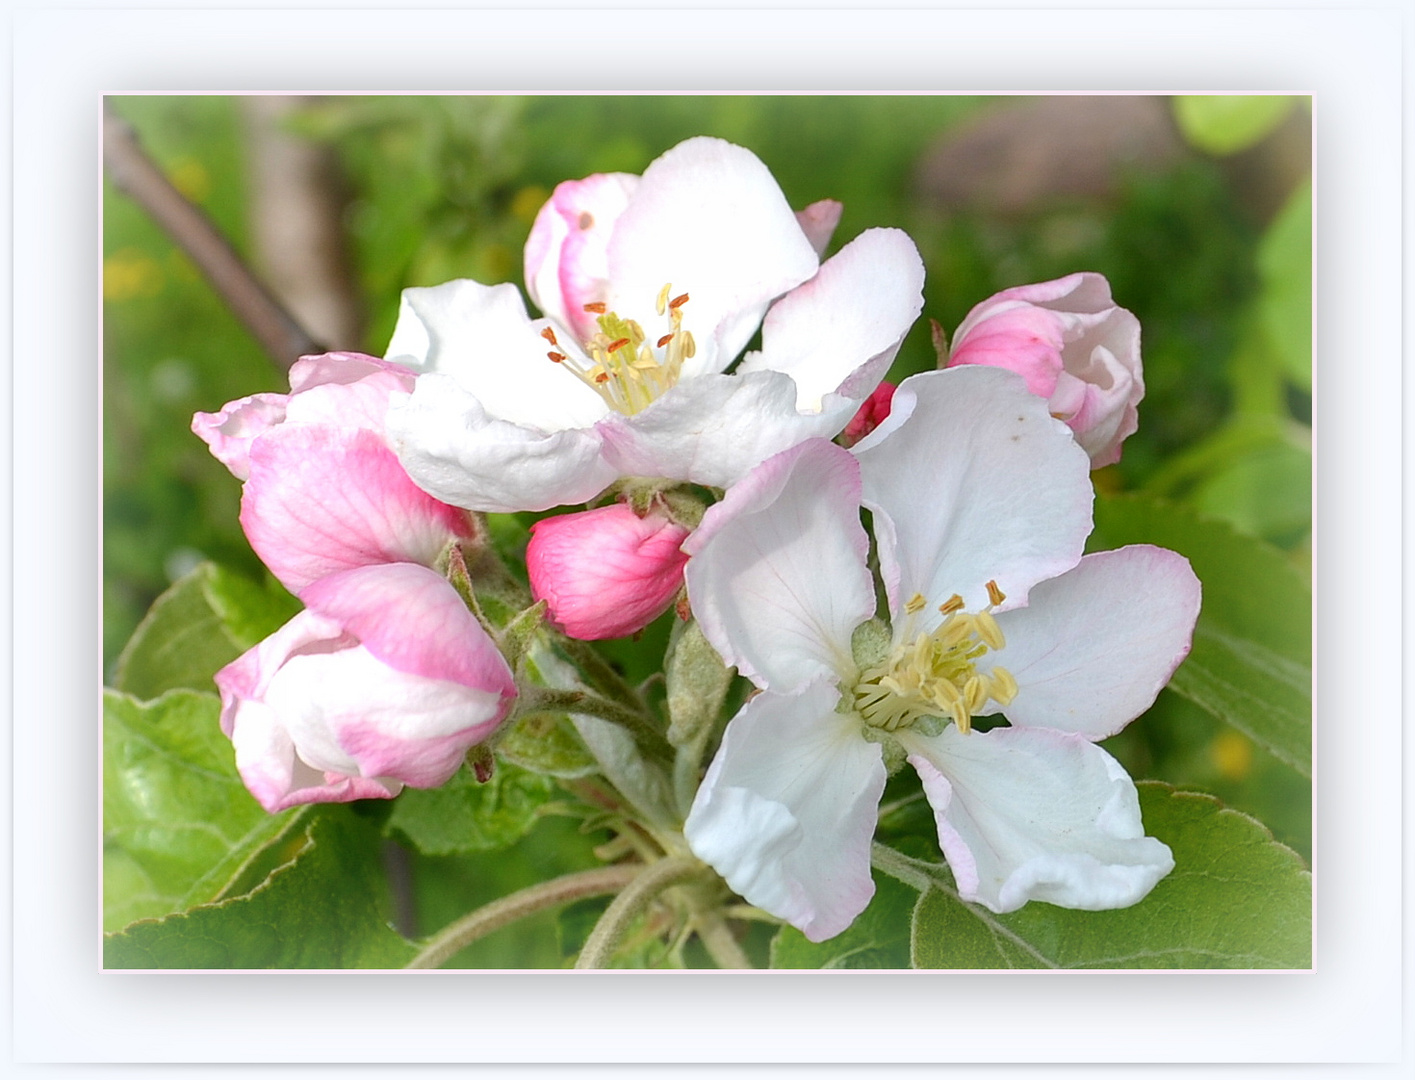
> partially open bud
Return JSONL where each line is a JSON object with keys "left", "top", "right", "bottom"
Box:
{"left": 214, "top": 564, "right": 516, "bottom": 813}
{"left": 945, "top": 273, "right": 1143, "bottom": 468}
{"left": 528, "top": 502, "right": 692, "bottom": 640}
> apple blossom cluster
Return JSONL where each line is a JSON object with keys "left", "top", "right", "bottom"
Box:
{"left": 192, "top": 135, "right": 1196, "bottom": 942}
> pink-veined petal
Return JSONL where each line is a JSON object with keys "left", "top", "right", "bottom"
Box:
{"left": 853, "top": 366, "right": 1093, "bottom": 626}
{"left": 605, "top": 137, "right": 820, "bottom": 379}
{"left": 977, "top": 546, "right": 1201, "bottom": 739}
{"left": 191, "top": 393, "right": 289, "bottom": 480}
{"left": 901, "top": 725, "right": 1173, "bottom": 914}
{"left": 597, "top": 368, "right": 856, "bottom": 491}
{"left": 384, "top": 279, "right": 609, "bottom": 432}
{"left": 240, "top": 425, "right": 475, "bottom": 595}
{"left": 684, "top": 680, "right": 887, "bottom": 942}
{"left": 683, "top": 439, "right": 874, "bottom": 693}
{"left": 737, "top": 227, "right": 925, "bottom": 413}
{"left": 387, "top": 372, "right": 618, "bottom": 513}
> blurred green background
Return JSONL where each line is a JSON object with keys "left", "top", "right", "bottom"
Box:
{"left": 103, "top": 96, "right": 1313, "bottom": 944}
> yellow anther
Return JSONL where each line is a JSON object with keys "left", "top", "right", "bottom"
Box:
{"left": 986, "top": 579, "right": 1006, "bottom": 607}
{"left": 974, "top": 612, "right": 1004, "bottom": 651}
{"left": 904, "top": 593, "right": 927, "bottom": 615}
{"left": 939, "top": 594, "right": 965, "bottom": 615}
{"left": 656, "top": 283, "right": 672, "bottom": 316}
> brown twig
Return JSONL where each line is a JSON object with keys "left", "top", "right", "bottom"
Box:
{"left": 102, "top": 100, "right": 323, "bottom": 371}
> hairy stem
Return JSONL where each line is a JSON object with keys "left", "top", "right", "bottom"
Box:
{"left": 695, "top": 908, "right": 754, "bottom": 969}
{"left": 405, "top": 863, "right": 640, "bottom": 970}
{"left": 519, "top": 687, "right": 674, "bottom": 768}
{"left": 574, "top": 856, "right": 705, "bottom": 969}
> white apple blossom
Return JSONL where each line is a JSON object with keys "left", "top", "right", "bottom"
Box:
{"left": 682, "top": 366, "right": 1199, "bottom": 942}
{"left": 382, "top": 136, "right": 925, "bottom": 513}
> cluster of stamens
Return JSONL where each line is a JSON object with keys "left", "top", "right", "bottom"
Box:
{"left": 852, "top": 581, "right": 1019, "bottom": 735}
{"left": 542, "top": 284, "right": 697, "bottom": 416}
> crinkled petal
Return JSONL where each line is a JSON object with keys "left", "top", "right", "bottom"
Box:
{"left": 901, "top": 724, "right": 1173, "bottom": 914}
{"left": 192, "top": 393, "right": 289, "bottom": 480}
{"left": 300, "top": 563, "right": 515, "bottom": 709}
{"left": 598, "top": 368, "right": 856, "bottom": 490}
{"left": 524, "top": 172, "right": 639, "bottom": 341}
{"left": 605, "top": 137, "right": 820, "bottom": 379}
{"left": 387, "top": 372, "right": 617, "bottom": 513}
{"left": 384, "top": 278, "right": 609, "bottom": 432}
{"left": 737, "top": 228, "right": 925, "bottom": 412}
{"left": 685, "top": 680, "right": 886, "bottom": 942}
{"left": 683, "top": 439, "right": 873, "bottom": 692}
{"left": 977, "top": 546, "right": 1201, "bottom": 739}
{"left": 286, "top": 351, "right": 418, "bottom": 392}
{"left": 240, "top": 425, "right": 474, "bottom": 595}
{"left": 853, "top": 366, "right": 1093, "bottom": 626}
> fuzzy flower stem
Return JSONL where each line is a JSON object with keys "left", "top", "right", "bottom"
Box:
{"left": 574, "top": 856, "right": 705, "bottom": 969}
{"left": 518, "top": 686, "right": 675, "bottom": 768}
{"left": 406, "top": 863, "right": 640, "bottom": 969}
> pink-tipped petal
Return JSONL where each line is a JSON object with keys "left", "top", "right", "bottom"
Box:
{"left": 684, "top": 439, "right": 873, "bottom": 693}
{"left": 980, "top": 546, "right": 1202, "bottom": 740}
{"left": 525, "top": 172, "right": 639, "bottom": 341}
{"left": 839, "top": 380, "right": 896, "bottom": 448}
{"left": 903, "top": 725, "right": 1173, "bottom": 914}
{"left": 240, "top": 425, "right": 475, "bottom": 595}
{"left": 795, "top": 198, "right": 843, "bottom": 257}
{"left": 528, "top": 503, "right": 691, "bottom": 640}
{"left": 854, "top": 366, "right": 1093, "bottom": 626}
{"left": 685, "top": 680, "right": 887, "bottom": 943}
{"left": 191, "top": 393, "right": 290, "bottom": 480}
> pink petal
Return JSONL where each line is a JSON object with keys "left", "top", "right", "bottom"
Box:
{"left": 795, "top": 198, "right": 843, "bottom": 256}
{"left": 240, "top": 425, "right": 475, "bottom": 595}
{"left": 191, "top": 393, "right": 290, "bottom": 480}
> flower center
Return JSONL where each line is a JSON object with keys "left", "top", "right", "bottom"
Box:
{"left": 851, "top": 582, "right": 1018, "bottom": 735}
{"left": 542, "top": 284, "right": 697, "bottom": 416}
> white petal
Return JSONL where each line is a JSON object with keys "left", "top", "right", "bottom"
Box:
{"left": 385, "top": 279, "right": 609, "bottom": 432}
{"left": 901, "top": 725, "right": 1173, "bottom": 914}
{"left": 683, "top": 439, "right": 874, "bottom": 692}
{"left": 979, "top": 547, "right": 1202, "bottom": 739}
{"left": 853, "top": 366, "right": 1093, "bottom": 626}
{"left": 598, "top": 368, "right": 855, "bottom": 490}
{"left": 737, "top": 228, "right": 925, "bottom": 412}
{"left": 685, "top": 680, "right": 887, "bottom": 942}
{"left": 387, "top": 373, "right": 618, "bottom": 513}
{"left": 605, "top": 137, "right": 820, "bottom": 378}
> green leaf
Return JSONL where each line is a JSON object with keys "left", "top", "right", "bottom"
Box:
{"left": 906, "top": 782, "right": 1310, "bottom": 968}
{"left": 103, "top": 688, "right": 303, "bottom": 931}
{"left": 113, "top": 564, "right": 246, "bottom": 698}
{"left": 387, "top": 759, "right": 557, "bottom": 856}
{"left": 769, "top": 870, "right": 916, "bottom": 968}
{"left": 201, "top": 563, "right": 302, "bottom": 650}
{"left": 1088, "top": 494, "right": 1310, "bottom": 775}
{"left": 1256, "top": 181, "right": 1312, "bottom": 391}
{"left": 113, "top": 562, "right": 300, "bottom": 698}
{"left": 1172, "top": 96, "right": 1295, "bottom": 156}
{"left": 1190, "top": 439, "right": 1311, "bottom": 546}
{"left": 105, "top": 807, "right": 418, "bottom": 968}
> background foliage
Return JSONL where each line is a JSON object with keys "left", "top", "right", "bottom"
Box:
{"left": 103, "top": 95, "right": 1311, "bottom": 967}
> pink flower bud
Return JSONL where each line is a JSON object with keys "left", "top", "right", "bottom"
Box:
{"left": 215, "top": 563, "right": 516, "bottom": 813}
{"left": 839, "top": 380, "right": 896, "bottom": 448}
{"left": 946, "top": 273, "right": 1143, "bottom": 467}
{"left": 527, "top": 503, "right": 691, "bottom": 640}
{"left": 192, "top": 351, "right": 416, "bottom": 480}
